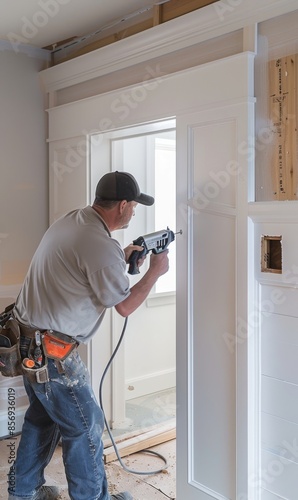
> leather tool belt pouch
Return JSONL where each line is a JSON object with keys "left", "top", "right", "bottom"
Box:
{"left": 21, "top": 359, "right": 49, "bottom": 384}
{"left": 42, "top": 330, "right": 77, "bottom": 361}
{"left": 0, "top": 317, "right": 23, "bottom": 377}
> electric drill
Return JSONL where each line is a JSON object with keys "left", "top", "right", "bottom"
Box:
{"left": 128, "top": 227, "right": 180, "bottom": 275}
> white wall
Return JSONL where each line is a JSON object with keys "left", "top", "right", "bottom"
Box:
{"left": 0, "top": 47, "right": 49, "bottom": 287}
{"left": 0, "top": 45, "right": 49, "bottom": 437}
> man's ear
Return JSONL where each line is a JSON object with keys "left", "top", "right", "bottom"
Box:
{"left": 119, "top": 200, "right": 128, "bottom": 214}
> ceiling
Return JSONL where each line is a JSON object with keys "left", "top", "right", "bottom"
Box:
{"left": 0, "top": 0, "right": 162, "bottom": 50}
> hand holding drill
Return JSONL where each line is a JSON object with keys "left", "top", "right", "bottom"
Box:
{"left": 126, "top": 227, "right": 181, "bottom": 275}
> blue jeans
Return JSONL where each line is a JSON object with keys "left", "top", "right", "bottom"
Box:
{"left": 8, "top": 349, "right": 110, "bottom": 500}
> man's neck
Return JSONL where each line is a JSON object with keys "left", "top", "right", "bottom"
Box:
{"left": 92, "top": 204, "right": 117, "bottom": 231}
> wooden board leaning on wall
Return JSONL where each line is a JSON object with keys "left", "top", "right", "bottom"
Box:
{"left": 269, "top": 54, "right": 298, "bottom": 200}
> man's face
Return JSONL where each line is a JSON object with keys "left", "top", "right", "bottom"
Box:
{"left": 119, "top": 201, "right": 138, "bottom": 229}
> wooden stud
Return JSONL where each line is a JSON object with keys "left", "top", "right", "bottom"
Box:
{"left": 153, "top": 5, "right": 162, "bottom": 26}
{"left": 51, "top": 0, "right": 218, "bottom": 64}
{"left": 56, "top": 19, "right": 153, "bottom": 63}
{"left": 161, "top": 0, "right": 218, "bottom": 23}
{"left": 269, "top": 54, "right": 297, "bottom": 200}
{"left": 285, "top": 55, "right": 297, "bottom": 198}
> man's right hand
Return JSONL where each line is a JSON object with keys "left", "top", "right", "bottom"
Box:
{"left": 149, "top": 250, "right": 169, "bottom": 277}
{"left": 115, "top": 249, "right": 170, "bottom": 317}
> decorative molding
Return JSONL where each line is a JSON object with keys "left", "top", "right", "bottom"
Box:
{"left": 146, "top": 291, "right": 175, "bottom": 307}
{"left": 189, "top": 201, "right": 237, "bottom": 219}
{"left": 39, "top": 0, "right": 298, "bottom": 93}
{"left": 259, "top": 278, "right": 298, "bottom": 289}
{"left": 189, "top": 480, "right": 230, "bottom": 500}
{"left": 46, "top": 54, "right": 255, "bottom": 143}
{"left": 248, "top": 201, "right": 298, "bottom": 223}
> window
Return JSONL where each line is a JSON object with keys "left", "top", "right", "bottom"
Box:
{"left": 90, "top": 119, "right": 176, "bottom": 293}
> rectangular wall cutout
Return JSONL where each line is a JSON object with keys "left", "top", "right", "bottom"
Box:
{"left": 261, "top": 236, "right": 282, "bottom": 273}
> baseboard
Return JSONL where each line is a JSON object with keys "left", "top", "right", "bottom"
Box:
{"left": 125, "top": 368, "right": 175, "bottom": 400}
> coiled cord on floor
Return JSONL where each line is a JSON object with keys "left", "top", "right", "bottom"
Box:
{"left": 99, "top": 316, "right": 168, "bottom": 475}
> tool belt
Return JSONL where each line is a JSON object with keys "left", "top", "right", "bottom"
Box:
{"left": 0, "top": 311, "right": 23, "bottom": 378}
{"left": 0, "top": 304, "right": 78, "bottom": 383}
{"left": 20, "top": 326, "right": 78, "bottom": 384}
{"left": 19, "top": 324, "right": 78, "bottom": 360}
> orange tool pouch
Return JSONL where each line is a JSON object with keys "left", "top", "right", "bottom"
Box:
{"left": 42, "top": 331, "right": 78, "bottom": 361}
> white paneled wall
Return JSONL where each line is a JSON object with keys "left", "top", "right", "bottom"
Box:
{"left": 261, "top": 309, "right": 298, "bottom": 499}
{"left": 251, "top": 206, "right": 298, "bottom": 500}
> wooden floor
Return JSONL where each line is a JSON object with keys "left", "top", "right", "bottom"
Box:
{"left": 0, "top": 434, "right": 176, "bottom": 499}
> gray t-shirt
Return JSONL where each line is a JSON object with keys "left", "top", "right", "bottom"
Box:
{"left": 14, "top": 206, "right": 130, "bottom": 342}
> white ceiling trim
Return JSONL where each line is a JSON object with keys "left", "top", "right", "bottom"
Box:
{"left": 40, "top": 0, "right": 298, "bottom": 93}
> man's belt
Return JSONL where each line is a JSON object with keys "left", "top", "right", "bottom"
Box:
{"left": 19, "top": 323, "right": 76, "bottom": 343}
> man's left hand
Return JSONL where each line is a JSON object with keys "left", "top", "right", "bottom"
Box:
{"left": 123, "top": 244, "right": 146, "bottom": 268}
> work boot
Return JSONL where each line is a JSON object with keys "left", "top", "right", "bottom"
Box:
{"left": 33, "top": 486, "right": 60, "bottom": 500}
{"left": 110, "top": 492, "right": 133, "bottom": 500}
{"left": 8, "top": 486, "right": 60, "bottom": 500}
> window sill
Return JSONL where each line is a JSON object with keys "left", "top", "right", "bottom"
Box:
{"left": 146, "top": 291, "right": 176, "bottom": 308}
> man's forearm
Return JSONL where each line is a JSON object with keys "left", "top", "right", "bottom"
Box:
{"left": 115, "top": 268, "right": 160, "bottom": 317}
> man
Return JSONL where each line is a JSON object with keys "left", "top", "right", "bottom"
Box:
{"left": 8, "top": 171, "right": 169, "bottom": 500}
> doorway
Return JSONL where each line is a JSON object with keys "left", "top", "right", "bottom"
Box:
{"left": 90, "top": 118, "right": 177, "bottom": 438}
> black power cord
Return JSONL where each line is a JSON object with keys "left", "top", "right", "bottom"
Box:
{"left": 99, "top": 316, "right": 168, "bottom": 475}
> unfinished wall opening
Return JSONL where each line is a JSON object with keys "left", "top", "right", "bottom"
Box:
{"left": 261, "top": 235, "right": 282, "bottom": 273}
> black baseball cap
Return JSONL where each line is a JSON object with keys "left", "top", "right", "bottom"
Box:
{"left": 95, "top": 171, "right": 154, "bottom": 206}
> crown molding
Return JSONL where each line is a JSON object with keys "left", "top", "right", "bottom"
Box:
{"left": 39, "top": 0, "right": 298, "bottom": 93}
